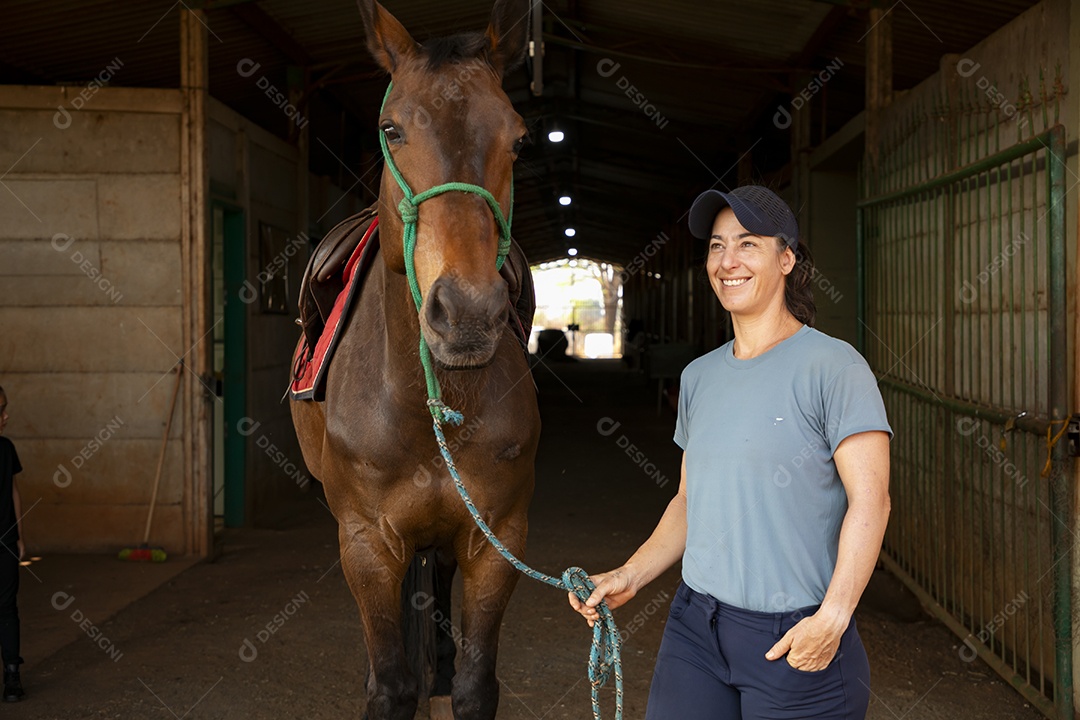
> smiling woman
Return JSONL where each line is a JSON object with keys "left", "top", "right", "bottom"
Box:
{"left": 569, "top": 185, "right": 893, "bottom": 720}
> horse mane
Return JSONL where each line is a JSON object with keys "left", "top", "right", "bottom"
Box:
{"left": 422, "top": 32, "right": 493, "bottom": 71}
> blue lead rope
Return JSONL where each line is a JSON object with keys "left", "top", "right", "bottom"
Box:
{"left": 430, "top": 411, "right": 624, "bottom": 719}
{"left": 380, "top": 81, "right": 623, "bottom": 719}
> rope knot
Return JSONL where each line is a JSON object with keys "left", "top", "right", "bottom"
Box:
{"left": 562, "top": 566, "right": 597, "bottom": 605}
{"left": 427, "top": 398, "right": 464, "bottom": 426}
{"left": 398, "top": 196, "right": 419, "bottom": 224}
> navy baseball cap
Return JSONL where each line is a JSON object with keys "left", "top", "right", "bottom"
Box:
{"left": 688, "top": 185, "right": 799, "bottom": 250}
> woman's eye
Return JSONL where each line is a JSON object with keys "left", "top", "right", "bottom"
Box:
{"left": 381, "top": 124, "right": 401, "bottom": 142}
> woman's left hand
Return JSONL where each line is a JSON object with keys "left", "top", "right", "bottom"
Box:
{"left": 764, "top": 611, "right": 848, "bottom": 671}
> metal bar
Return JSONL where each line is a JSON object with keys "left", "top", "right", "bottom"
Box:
{"left": 879, "top": 552, "right": 1057, "bottom": 719}
{"left": 1045, "top": 125, "right": 1071, "bottom": 720}
{"left": 856, "top": 204, "right": 865, "bottom": 354}
{"left": 858, "top": 130, "right": 1064, "bottom": 209}
{"left": 865, "top": 91, "right": 1069, "bottom": 713}
{"left": 878, "top": 375, "right": 1056, "bottom": 436}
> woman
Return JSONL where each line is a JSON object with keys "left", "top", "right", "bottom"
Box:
{"left": 570, "top": 186, "right": 892, "bottom": 719}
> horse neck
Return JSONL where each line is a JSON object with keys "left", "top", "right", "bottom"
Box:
{"left": 375, "top": 246, "right": 426, "bottom": 374}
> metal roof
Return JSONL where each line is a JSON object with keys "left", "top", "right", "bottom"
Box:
{"left": 0, "top": 0, "right": 1042, "bottom": 263}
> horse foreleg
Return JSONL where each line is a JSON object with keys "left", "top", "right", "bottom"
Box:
{"left": 451, "top": 526, "right": 525, "bottom": 720}
{"left": 338, "top": 524, "right": 418, "bottom": 720}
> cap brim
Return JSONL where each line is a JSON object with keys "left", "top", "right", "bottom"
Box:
{"left": 688, "top": 190, "right": 731, "bottom": 239}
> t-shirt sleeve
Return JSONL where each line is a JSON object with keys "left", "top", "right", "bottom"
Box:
{"left": 11, "top": 444, "right": 21, "bottom": 476}
{"left": 673, "top": 367, "right": 691, "bottom": 450}
{"left": 823, "top": 361, "right": 893, "bottom": 456}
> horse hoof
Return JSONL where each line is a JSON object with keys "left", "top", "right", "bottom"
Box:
{"left": 429, "top": 695, "right": 454, "bottom": 720}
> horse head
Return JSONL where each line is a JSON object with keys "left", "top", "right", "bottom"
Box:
{"left": 358, "top": 0, "right": 529, "bottom": 370}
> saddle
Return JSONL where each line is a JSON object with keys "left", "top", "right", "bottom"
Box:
{"left": 293, "top": 206, "right": 536, "bottom": 401}
{"left": 298, "top": 205, "right": 379, "bottom": 351}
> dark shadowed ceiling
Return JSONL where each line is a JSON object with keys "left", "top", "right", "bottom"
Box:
{"left": 1, "top": 0, "right": 1040, "bottom": 264}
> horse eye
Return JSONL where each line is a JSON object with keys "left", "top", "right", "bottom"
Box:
{"left": 512, "top": 135, "right": 527, "bottom": 155}
{"left": 381, "top": 123, "right": 402, "bottom": 143}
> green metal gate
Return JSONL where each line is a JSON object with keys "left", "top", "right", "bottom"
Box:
{"left": 857, "top": 86, "right": 1071, "bottom": 719}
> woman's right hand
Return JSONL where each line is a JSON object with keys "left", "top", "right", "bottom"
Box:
{"left": 567, "top": 567, "right": 639, "bottom": 627}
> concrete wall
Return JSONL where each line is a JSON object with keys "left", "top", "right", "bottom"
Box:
{"left": 0, "top": 86, "right": 188, "bottom": 553}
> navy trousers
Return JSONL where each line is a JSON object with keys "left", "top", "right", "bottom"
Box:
{"left": 645, "top": 582, "right": 870, "bottom": 720}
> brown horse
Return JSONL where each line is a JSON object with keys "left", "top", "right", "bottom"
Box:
{"left": 291, "top": 1, "right": 539, "bottom": 719}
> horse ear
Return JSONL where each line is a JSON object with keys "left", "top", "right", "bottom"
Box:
{"left": 357, "top": 0, "right": 418, "bottom": 74}
{"left": 485, "top": 0, "right": 529, "bottom": 78}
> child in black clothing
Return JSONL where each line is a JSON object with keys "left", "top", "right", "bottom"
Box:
{"left": 0, "top": 386, "right": 26, "bottom": 701}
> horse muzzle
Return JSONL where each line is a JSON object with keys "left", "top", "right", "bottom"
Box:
{"left": 421, "top": 275, "right": 509, "bottom": 369}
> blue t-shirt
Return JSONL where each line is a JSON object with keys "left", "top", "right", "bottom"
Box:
{"left": 674, "top": 325, "right": 892, "bottom": 612}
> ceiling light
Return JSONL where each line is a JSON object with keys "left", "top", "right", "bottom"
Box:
{"left": 567, "top": 247, "right": 578, "bottom": 256}
{"left": 564, "top": 227, "right": 576, "bottom": 237}
{"left": 548, "top": 130, "right": 565, "bottom": 143}
{"left": 558, "top": 195, "right": 572, "bottom": 206}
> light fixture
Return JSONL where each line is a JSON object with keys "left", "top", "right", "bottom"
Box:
{"left": 564, "top": 227, "right": 576, "bottom": 237}
{"left": 558, "top": 195, "right": 572, "bottom": 206}
{"left": 548, "top": 129, "right": 565, "bottom": 143}
{"left": 567, "top": 247, "right": 578, "bottom": 256}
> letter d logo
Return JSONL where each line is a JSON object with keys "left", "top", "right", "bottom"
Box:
{"left": 236, "top": 58, "right": 261, "bottom": 78}
{"left": 238, "top": 638, "right": 258, "bottom": 662}
{"left": 239, "top": 280, "right": 258, "bottom": 304}
{"left": 51, "top": 233, "right": 75, "bottom": 252}
{"left": 54, "top": 464, "right": 73, "bottom": 488}
{"left": 53, "top": 106, "right": 72, "bottom": 130}
{"left": 237, "top": 417, "right": 261, "bottom": 437}
{"left": 955, "top": 416, "right": 979, "bottom": 437}
{"left": 596, "top": 58, "right": 621, "bottom": 78}
{"left": 52, "top": 591, "right": 76, "bottom": 611}
{"left": 956, "top": 58, "right": 981, "bottom": 78}
{"left": 596, "top": 417, "right": 621, "bottom": 437}
{"left": 773, "top": 105, "right": 792, "bottom": 130}
{"left": 773, "top": 465, "right": 792, "bottom": 488}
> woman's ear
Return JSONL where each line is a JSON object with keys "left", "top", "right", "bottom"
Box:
{"left": 780, "top": 246, "right": 797, "bottom": 276}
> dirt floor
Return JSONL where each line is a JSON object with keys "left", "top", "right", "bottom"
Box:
{"left": 12, "top": 360, "right": 1046, "bottom": 719}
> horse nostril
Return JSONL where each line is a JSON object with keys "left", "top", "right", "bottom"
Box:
{"left": 427, "top": 281, "right": 458, "bottom": 333}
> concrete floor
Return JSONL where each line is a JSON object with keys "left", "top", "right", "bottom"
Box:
{"left": 10, "top": 359, "right": 1047, "bottom": 719}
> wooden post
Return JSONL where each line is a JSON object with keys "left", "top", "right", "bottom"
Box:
{"left": 865, "top": 7, "right": 893, "bottom": 172}
{"left": 180, "top": 9, "right": 211, "bottom": 558}
{"left": 791, "top": 72, "right": 813, "bottom": 242}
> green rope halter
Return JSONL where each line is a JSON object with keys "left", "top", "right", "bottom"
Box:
{"left": 378, "top": 82, "right": 514, "bottom": 424}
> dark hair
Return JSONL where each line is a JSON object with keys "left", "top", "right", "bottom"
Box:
{"left": 777, "top": 238, "right": 816, "bottom": 327}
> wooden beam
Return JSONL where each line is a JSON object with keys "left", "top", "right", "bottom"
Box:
{"left": 229, "top": 3, "right": 313, "bottom": 67}
{"left": 735, "top": 5, "right": 850, "bottom": 139}
{"left": 180, "top": 7, "right": 211, "bottom": 558}
{"left": 864, "top": 6, "right": 893, "bottom": 170}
